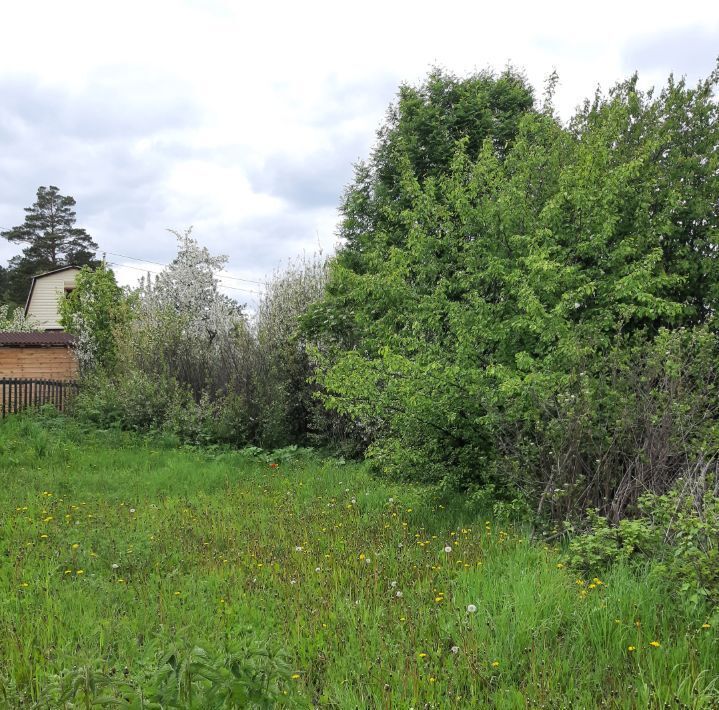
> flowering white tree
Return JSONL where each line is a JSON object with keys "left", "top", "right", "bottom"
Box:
{"left": 0, "top": 304, "right": 37, "bottom": 332}
{"left": 130, "top": 229, "right": 248, "bottom": 397}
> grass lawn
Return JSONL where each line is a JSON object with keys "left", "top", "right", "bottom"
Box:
{"left": 1, "top": 414, "right": 718, "bottom": 708}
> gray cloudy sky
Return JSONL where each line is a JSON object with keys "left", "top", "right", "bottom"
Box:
{"left": 1, "top": 0, "right": 717, "bottom": 307}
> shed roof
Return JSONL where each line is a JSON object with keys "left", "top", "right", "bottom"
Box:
{"left": 0, "top": 332, "right": 76, "bottom": 347}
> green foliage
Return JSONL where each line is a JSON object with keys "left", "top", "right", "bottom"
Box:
{"left": 1, "top": 186, "right": 98, "bottom": 306}
{"left": 305, "top": 66, "right": 719, "bottom": 518}
{"left": 60, "top": 263, "right": 131, "bottom": 371}
{"left": 567, "top": 477, "right": 719, "bottom": 604}
{"left": 19, "top": 633, "right": 290, "bottom": 708}
{"left": 81, "top": 241, "right": 353, "bottom": 453}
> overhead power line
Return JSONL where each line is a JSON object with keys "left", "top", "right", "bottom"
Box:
{"left": 104, "top": 250, "right": 267, "bottom": 286}
{"left": 105, "top": 261, "right": 264, "bottom": 296}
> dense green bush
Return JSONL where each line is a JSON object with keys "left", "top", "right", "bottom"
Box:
{"left": 567, "top": 475, "right": 719, "bottom": 603}
{"left": 305, "top": 66, "right": 719, "bottom": 519}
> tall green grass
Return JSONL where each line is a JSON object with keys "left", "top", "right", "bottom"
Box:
{"left": 0, "top": 414, "right": 717, "bottom": 707}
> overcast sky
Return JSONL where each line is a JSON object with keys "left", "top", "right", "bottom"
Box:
{"left": 1, "top": 0, "right": 718, "bottom": 308}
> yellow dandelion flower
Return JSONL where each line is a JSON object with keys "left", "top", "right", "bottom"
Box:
{"left": 556, "top": 563, "right": 564, "bottom": 569}
{"left": 71, "top": 543, "right": 80, "bottom": 550}
{"left": 627, "top": 646, "right": 636, "bottom": 652}
{"left": 76, "top": 570, "right": 84, "bottom": 575}
{"left": 418, "top": 652, "right": 428, "bottom": 659}
{"left": 291, "top": 674, "right": 300, "bottom": 680}
{"left": 649, "top": 640, "right": 660, "bottom": 648}
{"left": 491, "top": 661, "right": 499, "bottom": 668}
{"left": 702, "top": 623, "right": 711, "bottom": 629}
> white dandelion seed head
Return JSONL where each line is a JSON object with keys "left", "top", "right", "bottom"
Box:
{"left": 111, "top": 563, "right": 119, "bottom": 569}
{"left": 129, "top": 508, "right": 136, "bottom": 513}
{"left": 315, "top": 567, "right": 321, "bottom": 573}
{"left": 388, "top": 497, "right": 394, "bottom": 503}
{"left": 451, "top": 646, "right": 459, "bottom": 654}
{"left": 295, "top": 546, "right": 303, "bottom": 552}
{"left": 444, "top": 545, "right": 452, "bottom": 553}
{"left": 290, "top": 579, "right": 297, "bottom": 585}
{"left": 390, "top": 581, "right": 397, "bottom": 588}
{"left": 396, "top": 591, "right": 403, "bottom": 598}
{"left": 467, "top": 604, "right": 478, "bottom": 613}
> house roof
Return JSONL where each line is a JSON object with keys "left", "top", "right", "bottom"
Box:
{"left": 24, "top": 264, "right": 81, "bottom": 316}
{"left": 0, "top": 332, "right": 76, "bottom": 347}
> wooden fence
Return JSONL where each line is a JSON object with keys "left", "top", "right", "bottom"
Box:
{"left": 0, "top": 378, "right": 79, "bottom": 417}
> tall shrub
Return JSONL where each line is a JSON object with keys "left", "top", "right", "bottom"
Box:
{"left": 305, "top": 67, "right": 719, "bottom": 518}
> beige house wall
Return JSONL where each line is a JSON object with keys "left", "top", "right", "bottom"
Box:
{"left": 26, "top": 268, "right": 80, "bottom": 330}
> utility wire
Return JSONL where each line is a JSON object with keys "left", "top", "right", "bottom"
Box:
{"left": 106, "top": 261, "right": 264, "bottom": 296}
{"left": 104, "top": 250, "right": 267, "bottom": 286}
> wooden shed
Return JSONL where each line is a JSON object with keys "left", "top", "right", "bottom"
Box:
{"left": 24, "top": 265, "right": 81, "bottom": 330}
{"left": 0, "top": 332, "right": 78, "bottom": 380}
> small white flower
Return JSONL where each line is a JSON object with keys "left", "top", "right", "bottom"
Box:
{"left": 294, "top": 546, "right": 303, "bottom": 552}
{"left": 129, "top": 508, "right": 136, "bottom": 513}
{"left": 451, "top": 646, "right": 459, "bottom": 654}
{"left": 351, "top": 497, "right": 356, "bottom": 504}
{"left": 467, "top": 604, "right": 477, "bottom": 613}
{"left": 388, "top": 497, "right": 394, "bottom": 503}
{"left": 315, "top": 567, "right": 321, "bottom": 573}
{"left": 290, "top": 579, "right": 297, "bottom": 585}
{"left": 111, "top": 563, "right": 119, "bottom": 570}
{"left": 444, "top": 545, "right": 452, "bottom": 553}
{"left": 365, "top": 557, "right": 371, "bottom": 564}
{"left": 396, "top": 591, "right": 403, "bottom": 598}
{"left": 398, "top": 543, "right": 403, "bottom": 549}
{"left": 390, "top": 581, "right": 397, "bottom": 588}
{"left": 574, "top": 302, "right": 581, "bottom": 309}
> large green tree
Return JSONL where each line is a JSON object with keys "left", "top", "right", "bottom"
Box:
{"left": 305, "top": 66, "right": 719, "bottom": 519}
{"left": 60, "top": 263, "right": 130, "bottom": 371}
{"left": 1, "top": 186, "right": 99, "bottom": 305}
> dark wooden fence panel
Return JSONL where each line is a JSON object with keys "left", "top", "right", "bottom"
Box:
{"left": 0, "top": 378, "right": 79, "bottom": 417}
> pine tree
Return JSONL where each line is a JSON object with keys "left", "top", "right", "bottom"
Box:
{"left": 1, "top": 186, "right": 99, "bottom": 305}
